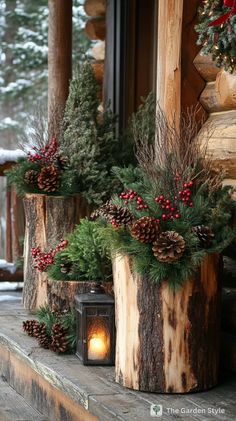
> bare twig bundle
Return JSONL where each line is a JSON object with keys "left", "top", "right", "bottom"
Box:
{"left": 133, "top": 103, "right": 222, "bottom": 194}
{"left": 19, "top": 102, "right": 64, "bottom": 152}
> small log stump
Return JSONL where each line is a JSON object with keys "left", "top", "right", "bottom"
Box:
{"left": 113, "top": 253, "right": 221, "bottom": 393}
{"left": 46, "top": 280, "right": 93, "bottom": 310}
{"left": 23, "top": 194, "right": 91, "bottom": 310}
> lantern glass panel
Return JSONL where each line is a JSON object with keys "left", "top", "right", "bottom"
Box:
{"left": 86, "top": 314, "right": 110, "bottom": 361}
{"left": 76, "top": 310, "right": 83, "bottom": 357}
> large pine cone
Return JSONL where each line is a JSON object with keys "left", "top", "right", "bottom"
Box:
{"left": 91, "top": 202, "right": 134, "bottom": 227}
{"left": 24, "top": 169, "right": 39, "bottom": 188}
{"left": 37, "top": 164, "right": 60, "bottom": 192}
{"left": 50, "top": 322, "right": 69, "bottom": 354}
{"left": 22, "top": 319, "right": 40, "bottom": 337}
{"left": 192, "top": 225, "right": 214, "bottom": 248}
{"left": 36, "top": 323, "right": 51, "bottom": 349}
{"left": 152, "top": 231, "right": 185, "bottom": 263}
{"left": 131, "top": 216, "right": 160, "bottom": 243}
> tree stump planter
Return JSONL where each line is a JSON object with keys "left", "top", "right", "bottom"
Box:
{"left": 46, "top": 279, "right": 93, "bottom": 310}
{"left": 113, "top": 253, "right": 221, "bottom": 393}
{"left": 23, "top": 193, "right": 91, "bottom": 310}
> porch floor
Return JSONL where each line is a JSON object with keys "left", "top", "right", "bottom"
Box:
{"left": 0, "top": 293, "right": 235, "bottom": 421}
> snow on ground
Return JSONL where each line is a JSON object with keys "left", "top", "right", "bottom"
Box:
{"left": 0, "top": 282, "right": 23, "bottom": 291}
{"left": 0, "top": 259, "right": 18, "bottom": 274}
{"left": 0, "top": 294, "right": 21, "bottom": 301}
{"left": 0, "top": 149, "right": 25, "bottom": 165}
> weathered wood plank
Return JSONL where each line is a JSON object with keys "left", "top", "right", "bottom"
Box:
{"left": 0, "top": 376, "right": 46, "bottom": 420}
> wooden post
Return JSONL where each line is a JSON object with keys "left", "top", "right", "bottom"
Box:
{"left": 156, "top": 0, "right": 183, "bottom": 125}
{"left": 22, "top": 194, "right": 90, "bottom": 310}
{"left": 48, "top": 0, "right": 72, "bottom": 127}
{"left": 113, "top": 254, "right": 221, "bottom": 393}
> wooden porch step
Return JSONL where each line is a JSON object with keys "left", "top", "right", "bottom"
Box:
{"left": 0, "top": 376, "right": 47, "bottom": 421}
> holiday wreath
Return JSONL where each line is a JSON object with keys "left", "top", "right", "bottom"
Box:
{"left": 195, "top": 0, "right": 236, "bottom": 73}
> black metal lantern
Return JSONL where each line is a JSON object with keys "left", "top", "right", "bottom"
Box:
{"left": 75, "top": 283, "right": 115, "bottom": 365}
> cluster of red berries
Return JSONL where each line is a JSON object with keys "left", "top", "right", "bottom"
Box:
{"left": 31, "top": 238, "right": 68, "bottom": 272}
{"left": 155, "top": 196, "right": 180, "bottom": 220}
{"left": 155, "top": 180, "right": 194, "bottom": 221}
{"left": 27, "top": 137, "right": 58, "bottom": 164}
{"left": 178, "top": 181, "right": 194, "bottom": 207}
{"left": 120, "top": 190, "right": 149, "bottom": 211}
{"left": 111, "top": 219, "right": 119, "bottom": 228}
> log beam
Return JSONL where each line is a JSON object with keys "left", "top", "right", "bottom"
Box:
{"left": 84, "top": 0, "right": 106, "bottom": 17}
{"left": 48, "top": 0, "right": 72, "bottom": 128}
{"left": 85, "top": 17, "right": 106, "bottom": 41}
{"left": 156, "top": 0, "right": 183, "bottom": 125}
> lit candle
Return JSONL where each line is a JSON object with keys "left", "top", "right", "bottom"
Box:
{"left": 88, "top": 335, "right": 107, "bottom": 360}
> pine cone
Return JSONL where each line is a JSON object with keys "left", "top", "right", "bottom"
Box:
{"left": 36, "top": 323, "right": 51, "bottom": 349}
{"left": 37, "top": 164, "right": 60, "bottom": 192}
{"left": 152, "top": 231, "right": 185, "bottom": 263}
{"left": 131, "top": 216, "right": 160, "bottom": 243}
{"left": 24, "top": 169, "right": 39, "bottom": 188}
{"left": 22, "top": 319, "right": 40, "bottom": 337}
{"left": 56, "top": 155, "right": 68, "bottom": 169}
{"left": 50, "top": 322, "right": 69, "bottom": 354}
{"left": 91, "top": 202, "right": 134, "bottom": 226}
{"left": 192, "top": 225, "right": 214, "bottom": 248}
{"left": 60, "top": 261, "right": 73, "bottom": 275}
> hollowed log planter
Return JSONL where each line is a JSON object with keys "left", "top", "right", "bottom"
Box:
{"left": 45, "top": 279, "right": 93, "bottom": 310}
{"left": 23, "top": 193, "right": 91, "bottom": 310}
{"left": 113, "top": 253, "right": 221, "bottom": 393}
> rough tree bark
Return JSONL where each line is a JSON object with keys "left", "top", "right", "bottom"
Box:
{"left": 22, "top": 194, "right": 90, "bottom": 310}
{"left": 113, "top": 254, "right": 221, "bottom": 393}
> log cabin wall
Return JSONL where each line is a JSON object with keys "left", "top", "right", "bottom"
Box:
{"left": 84, "top": 0, "right": 106, "bottom": 103}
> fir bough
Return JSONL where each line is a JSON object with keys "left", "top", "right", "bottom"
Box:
{"left": 37, "top": 304, "right": 76, "bottom": 353}
{"left": 195, "top": 0, "right": 236, "bottom": 73}
{"left": 47, "top": 219, "right": 112, "bottom": 282}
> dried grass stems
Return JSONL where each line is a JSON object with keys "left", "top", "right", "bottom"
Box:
{"left": 133, "top": 104, "right": 223, "bottom": 195}
{"left": 19, "top": 102, "right": 64, "bottom": 152}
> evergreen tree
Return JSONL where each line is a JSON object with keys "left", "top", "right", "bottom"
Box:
{"left": 61, "top": 61, "right": 133, "bottom": 205}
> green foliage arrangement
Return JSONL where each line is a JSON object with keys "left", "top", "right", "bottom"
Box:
{"left": 60, "top": 61, "right": 134, "bottom": 205}
{"left": 6, "top": 137, "right": 76, "bottom": 196}
{"left": 195, "top": 0, "right": 236, "bottom": 73}
{"left": 94, "top": 106, "right": 236, "bottom": 289}
{"left": 39, "top": 219, "right": 112, "bottom": 282}
{"left": 37, "top": 305, "right": 76, "bottom": 353}
{"left": 22, "top": 305, "right": 76, "bottom": 354}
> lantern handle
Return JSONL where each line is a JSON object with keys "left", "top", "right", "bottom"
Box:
{"left": 90, "top": 281, "right": 104, "bottom": 294}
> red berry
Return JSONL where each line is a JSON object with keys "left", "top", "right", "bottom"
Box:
{"left": 175, "top": 213, "right": 181, "bottom": 219}
{"left": 188, "top": 181, "right": 193, "bottom": 187}
{"left": 189, "top": 202, "right": 194, "bottom": 207}
{"left": 162, "top": 214, "right": 167, "bottom": 220}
